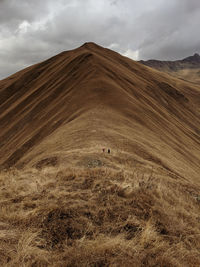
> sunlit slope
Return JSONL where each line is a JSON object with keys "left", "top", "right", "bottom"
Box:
{"left": 0, "top": 42, "right": 200, "bottom": 180}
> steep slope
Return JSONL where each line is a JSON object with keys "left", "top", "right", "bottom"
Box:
{"left": 140, "top": 53, "right": 200, "bottom": 83}
{"left": 1, "top": 42, "right": 200, "bottom": 181}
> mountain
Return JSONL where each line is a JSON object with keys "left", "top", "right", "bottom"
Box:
{"left": 140, "top": 53, "right": 200, "bottom": 83}
{"left": 182, "top": 53, "right": 200, "bottom": 64}
{"left": 140, "top": 53, "right": 200, "bottom": 71}
{"left": 1, "top": 43, "right": 200, "bottom": 178}
{"left": 1, "top": 43, "right": 200, "bottom": 266}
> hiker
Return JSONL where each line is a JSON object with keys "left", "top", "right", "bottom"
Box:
{"left": 102, "top": 148, "right": 105, "bottom": 153}
{"left": 108, "top": 148, "right": 110, "bottom": 154}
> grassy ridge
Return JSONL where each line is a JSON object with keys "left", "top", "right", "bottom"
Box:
{"left": 1, "top": 43, "right": 200, "bottom": 266}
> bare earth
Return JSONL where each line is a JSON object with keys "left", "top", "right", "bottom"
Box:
{"left": 1, "top": 43, "right": 200, "bottom": 266}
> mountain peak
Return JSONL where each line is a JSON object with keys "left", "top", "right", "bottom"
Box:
{"left": 0, "top": 42, "right": 199, "bottom": 175}
{"left": 193, "top": 53, "right": 200, "bottom": 59}
{"left": 80, "top": 42, "right": 102, "bottom": 50}
{"left": 182, "top": 53, "right": 200, "bottom": 63}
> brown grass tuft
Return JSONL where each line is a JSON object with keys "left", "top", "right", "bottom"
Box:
{"left": 0, "top": 165, "right": 200, "bottom": 266}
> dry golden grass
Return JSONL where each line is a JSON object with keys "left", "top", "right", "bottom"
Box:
{"left": 1, "top": 161, "right": 200, "bottom": 266}
{"left": 170, "top": 68, "right": 200, "bottom": 84}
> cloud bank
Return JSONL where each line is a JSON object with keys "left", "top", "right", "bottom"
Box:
{"left": 0, "top": 0, "right": 199, "bottom": 78}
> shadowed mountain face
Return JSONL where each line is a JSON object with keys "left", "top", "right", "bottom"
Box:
{"left": 140, "top": 53, "right": 200, "bottom": 71}
{"left": 182, "top": 53, "right": 200, "bottom": 64}
{"left": 1, "top": 42, "right": 200, "bottom": 180}
{"left": 140, "top": 53, "right": 200, "bottom": 83}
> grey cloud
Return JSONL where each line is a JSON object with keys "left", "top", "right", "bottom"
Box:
{"left": 0, "top": 0, "right": 200, "bottom": 78}
{"left": 137, "top": 0, "right": 200, "bottom": 60}
{"left": 0, "top": 0, "right": 48, "bottom": 25}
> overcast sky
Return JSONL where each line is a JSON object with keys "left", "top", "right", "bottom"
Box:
{"left": 0, "top": 0, "right": 200, "bottom": 79}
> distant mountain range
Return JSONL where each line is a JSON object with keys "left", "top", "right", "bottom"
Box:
{"left": 140, "top": 53, "right": 200, "bottom": 71}
{"left": 140, "top": 53, "right": 200, "bottom": 83}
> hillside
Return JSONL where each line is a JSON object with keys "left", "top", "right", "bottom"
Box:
{"left": 140, "top": 53, "right": 200, "bottom": 84}
{"left": 1, "top": 43, "right": 200, "bottom": 178}
{"left": 1, "top": 43, "right": 200, "bottom": 266}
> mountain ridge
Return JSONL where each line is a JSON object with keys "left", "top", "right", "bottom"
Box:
{"left": 140, "top": 53, "right": 200, "bottom": 83}
{"left": 1, "top": 42, "right": 200, "bottom": 266}
{"left": 1, "top": 43, "right": 200, "bottom": 182}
